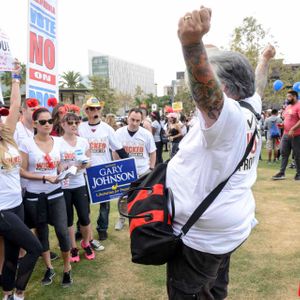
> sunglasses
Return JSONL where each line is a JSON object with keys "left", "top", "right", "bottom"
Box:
{"left": 67, "top": 121, "right": 80, "bottom": 126}
{"left": 36, "top": 119, "right": 54, "bottom": 126}
{"left": 87, "top": 107, "right": 101, "bottom": 111}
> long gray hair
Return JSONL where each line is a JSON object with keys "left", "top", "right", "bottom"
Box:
{"left": 208, "top": 51, "right": 255, "bottom": 100}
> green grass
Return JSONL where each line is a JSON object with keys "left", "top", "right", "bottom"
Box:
{"left": 20, "top": 148, "right": 300, "bottom": 299}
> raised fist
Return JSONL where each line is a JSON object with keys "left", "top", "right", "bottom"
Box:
{"left": 178, "top": 6, "right": 212, "bottom": 46}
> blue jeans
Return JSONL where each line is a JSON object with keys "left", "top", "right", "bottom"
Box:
{"left": 96, "top": 202, "right": 110, "bottom": 233}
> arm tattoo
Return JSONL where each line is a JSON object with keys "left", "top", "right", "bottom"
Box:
{"left": 183, "top": 42, "right": 224, "bottom": 120}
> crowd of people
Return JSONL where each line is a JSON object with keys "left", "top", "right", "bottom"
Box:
{"left": 1, "top": 4, "right": 299, "bottom": 300}
{"left": 259, "top": 91, "right": 300, "bottom": 180}
{"left": 0, "top": 60, "right": 198, "bottom": 299}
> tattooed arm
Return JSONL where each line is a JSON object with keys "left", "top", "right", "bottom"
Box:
{"left": 255, "top": 44, "right": 276, "bottom": 98}
{"left": 178, "top": 6, "right": 223, "bottom": 127}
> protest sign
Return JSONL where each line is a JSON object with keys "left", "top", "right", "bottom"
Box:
{"left": 86, "top": 158, "right": 138, "bottom": 204}
{"left": 27, "top": 0, "right": 58, "bottom": 107}
{"left": 172, "top": 101, "right": 183, "bottom": 112}
{"left": 0, "top": 30, "right": 14, "bottom": 72}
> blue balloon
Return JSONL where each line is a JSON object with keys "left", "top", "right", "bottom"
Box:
{"left": 293, "top": 82, "right": 300, "bottom": 92}
{"left": 273, "top": 80, "right": 284, "bottom": 91}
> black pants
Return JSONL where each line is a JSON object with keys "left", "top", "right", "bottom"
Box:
{"left": 96, "top": 202, "right": 110, "bottom": 233}
{"left": 63, "top": 186, "right": 90, "bottom": 227}
{"left": 280, "top": 134, "right": 300, "bottom": 176}
{"left": 167, "top": 243, "right": 232, "bottom": 300}
{"left": 24, "top": 194, "right": 70, "bottom": 252}
{"left": 1, "top": 204, "right": 42, "bottom": 291}
{"left": 155, "top": 141, "right": 163, "bottom": 165}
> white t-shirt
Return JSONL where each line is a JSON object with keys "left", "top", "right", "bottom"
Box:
{"left": 60, "top": 137, "right": 89, "bottom": 189}
{"left": 0, "top": 144, "right": 22, "bottom": 210}
{"left": 19, "top": 136, "right": 61, "bottom": 194}
{"left": 14, "top": 122, "right": 34, "bottom": 190}
{"left": 78, "top": 121, "right": 122, "bottom": 166}
{"left": 166, "top": 93, "right": 261, "bottom": 255}
{"left": 151, "top": 120, "right": 161, "bottom": 142}
{"left": 115, "top": 126, "right": 156, "bottom": 175}
{"left": 14, "top": 121, "right": 34, "bottom": 147}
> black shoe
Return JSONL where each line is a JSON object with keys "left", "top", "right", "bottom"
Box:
{"left": 272, "top": 172, "right": 286, "bottom": 180}
{"left": 50, "top": 251, "right": 59, "bottom": 261}
{"left": 41, "top": 268, "right": 55, "bottom": 285}
{"left": 295, "top": 175, "right": 300, "bottom": 181}
{"left": 75, "top": 231, "right": 82, "bottom": 241}
{"left": 98, "top": 231, "right": 108, "bottom": 241}
{"left": 62, "top": 270, "right": 73, "bottom": 288}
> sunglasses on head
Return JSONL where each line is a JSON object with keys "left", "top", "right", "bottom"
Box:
{"left": 36, "top": 119, "right": 54, "bottom": 126}
{"left": 67, "top": 121, "right": 80, "bottom": 126}
{"left": 87, "top": 107, "right": 101, "bottom": 111}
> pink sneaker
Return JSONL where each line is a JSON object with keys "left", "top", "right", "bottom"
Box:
{"left": 69, "top": 248, "right": 80, "bottom": 263}
{"left": 80, "top": 240, "right": 95, "bottom": 260}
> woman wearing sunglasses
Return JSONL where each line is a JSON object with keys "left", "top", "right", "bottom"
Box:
{"left": 19, "top": 107, "right": 72, "bottom": 287}
{"left": 60, "top": 113, "right": 96, "bottom": 262}
{"left": 0, "top": 61, "right": 43, "bottom": 300}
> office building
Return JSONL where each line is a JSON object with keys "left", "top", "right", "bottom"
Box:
{"left": 88, "top": 50, "right": 155, "bottom": 96}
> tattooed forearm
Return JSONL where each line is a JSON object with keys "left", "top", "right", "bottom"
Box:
{"left": 183, "top": 42, "right": 223, "bottom": 121}
{"left": 255, "top": 57, "right": 270, "bottom": 98}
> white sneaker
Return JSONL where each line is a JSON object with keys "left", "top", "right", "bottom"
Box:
{"left": 89, "top": 239, "right": 105, "bottom": 251}
{"left": 115, "top": 217, "right": 125, "bottom": 230}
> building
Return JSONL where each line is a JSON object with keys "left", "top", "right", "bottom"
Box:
{"left": 88, "top": 50, "right": 155, "bottom": 96}
{"left": 163, "top": 72, "right": 187, "bottom": 98}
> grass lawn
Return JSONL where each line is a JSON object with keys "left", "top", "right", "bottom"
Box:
{"left": 24, "top": 149, "right": 300, "bottom": 300}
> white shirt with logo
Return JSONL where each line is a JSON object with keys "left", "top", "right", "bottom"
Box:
{"left": 115, "top": 126, "right": 156, "bottom": 175}
{"left": 60, "top": 137, "right": 89, "bottom": 189}
{"left": 78, "top": 121, "right": 122, "bottom": 166}
{"left": 14, "top": 121, "right": 34, "bottom": 190}
{"left": 0, "top": 145, "right": 22, "bottom": 210}
{"left": 19, "top": 136, "right": 61, "bottom": 194}
{"left": 166, "top": 93, "right": 261, "bottom": 255}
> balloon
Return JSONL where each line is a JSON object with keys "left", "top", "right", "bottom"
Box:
{"left": 292, "top": 82, "right": 300, "bottom": 92}
{"left": 273, "top": 80, "right": 284, "bottom": 91}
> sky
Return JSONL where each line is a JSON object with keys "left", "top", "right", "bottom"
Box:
{"left": 1, "top": 0, "right": 299, "bottom": 95}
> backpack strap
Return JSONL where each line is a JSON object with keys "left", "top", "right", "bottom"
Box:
{"left": 179, "top": 127, "right": 257, "bottom": 237}
{"left": 239, "top": 101, "right": 261, "bottom": 121}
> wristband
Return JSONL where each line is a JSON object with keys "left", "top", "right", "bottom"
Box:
{"left": 42, "top": 175, "right": 46, "bottom": 184}
{"left": 12, "top": 74, "right": 21, "bottom": 79}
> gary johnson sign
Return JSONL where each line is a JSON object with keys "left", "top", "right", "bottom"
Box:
{"left": 86, "top": 158, "right": 138, "bottom": 204}
{"left": 27, "top": 0, "right": 58, "bottom": 106}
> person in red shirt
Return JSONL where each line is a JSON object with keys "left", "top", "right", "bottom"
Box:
{"left": 273, "top": 90, "right": 300, "bottom": 180}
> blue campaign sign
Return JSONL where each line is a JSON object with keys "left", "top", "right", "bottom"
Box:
{"left": 85, "top": 158, "right": 138, "bottom": 204}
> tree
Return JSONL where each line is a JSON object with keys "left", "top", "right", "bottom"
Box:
{"left": 114, "top": 92, "right": 132, "bottom": 114}
{"left": 230, "top": 17, "right": 273, "bottom": 68}
{"left": 0, "top": 62, "right": 26, "bottom": 97}
{"left": 59, "top": 71, "right": 85, "bottom": 88}
{"left": 133, "top": 86, "right": 145, "bottom": 107}
{"left": 174, "top": 85, "right": 194, "bottom": 115}
{"left": 262, "top": 60, "right": 300, "bottom": 108}
{"left": 88, "top": 75, "right": 117, "bottom": 114}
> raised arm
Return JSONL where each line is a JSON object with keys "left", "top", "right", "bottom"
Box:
{"left": 5, "top": 59, "right": 22, "bottom": 132}
{"left": 255, "top": 44, "right": 276, "bottom": 98}
{"left": 178, "top": 6, "right": 223, "bottom": 127}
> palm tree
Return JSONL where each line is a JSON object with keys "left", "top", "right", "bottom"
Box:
{"left": 59, "top": 71, "right": 85, "bottom": 88}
